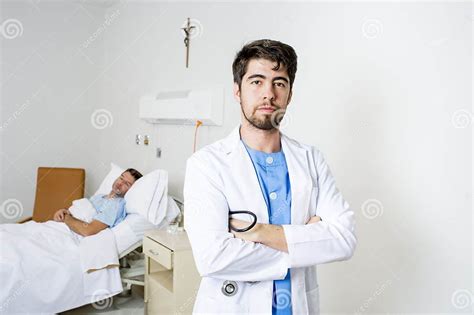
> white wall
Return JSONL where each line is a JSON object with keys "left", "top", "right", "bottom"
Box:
{"left": 1, "top": 1, "right": 109, "bottom": 222}
{"left": 1, "top": 1, "right": 472, "bottom": 313}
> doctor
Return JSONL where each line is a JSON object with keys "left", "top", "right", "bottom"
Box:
{"left": 184, "top": 39, "right": 357, "bottom": 314}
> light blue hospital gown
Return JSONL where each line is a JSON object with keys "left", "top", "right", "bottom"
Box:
{"left": 89, "top": 194, "right": 127, "bottom": 228}
{"left": 243, "top": 141, "right": 292, "bottom": 315}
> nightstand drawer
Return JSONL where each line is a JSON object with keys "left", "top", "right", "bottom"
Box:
{"left": 144, "top": 236, "right": 173, "bottom": 269}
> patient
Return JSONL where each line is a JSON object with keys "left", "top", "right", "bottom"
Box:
{"left": 52, "top": 168, "right": 142, "bottom": 237}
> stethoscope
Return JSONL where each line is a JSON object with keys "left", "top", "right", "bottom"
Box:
{"left": 228, "top": 210, "right": 257, "bottom": 232}
{"left": 221, "top": 210, "right": 258, "bottom": 297}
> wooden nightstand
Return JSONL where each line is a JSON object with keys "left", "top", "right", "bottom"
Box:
{"left": 144, "top": 230, "right": 201, "bottom": 314}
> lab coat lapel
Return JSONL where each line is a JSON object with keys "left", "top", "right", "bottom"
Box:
{"left": 223, "top": 126, "right": 269, "bottom": 224}
{"left": 281, "top": 134, "right": 312, "bottom": 225}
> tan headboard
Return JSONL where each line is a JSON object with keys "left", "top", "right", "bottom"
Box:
{"left": 32, "top": 167, "right": 85, "bottom": 222}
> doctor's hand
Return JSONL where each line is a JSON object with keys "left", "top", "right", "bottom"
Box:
{"left": 230, "top": 219, "right": 289, "bottom": 253}
{"left": 53, "top": 209, "right": 70, "bottom": 222}
{"left": 306, "top": 215, "right": 322, "bottom": 224}
{"left": 229, "top": 218, "right": 261, "bottom": 242}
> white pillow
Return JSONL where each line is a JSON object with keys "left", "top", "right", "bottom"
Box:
{"left": 124, "top": 169, "right": 169, "bottom": 225}
{"left": 94, "top": 163, "right": 124, "bottom": 196}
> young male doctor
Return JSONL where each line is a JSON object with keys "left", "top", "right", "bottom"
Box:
{"left": 184, "top": 39, "right": 357, "bottom": 314}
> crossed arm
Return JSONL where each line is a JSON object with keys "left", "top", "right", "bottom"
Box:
{"left": 229, "top": 215, "right": 322, "bottom": 253}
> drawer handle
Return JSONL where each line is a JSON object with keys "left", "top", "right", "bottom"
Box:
{"left": 149, "top": 249, "right": 159, "bottom": 256}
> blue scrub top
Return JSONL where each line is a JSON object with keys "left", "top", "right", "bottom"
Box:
{"left": 89, "top": 194, "right": 127, "bottom": 228}
{"left": 242, "top": 140, "right": 292, "bottom": 315}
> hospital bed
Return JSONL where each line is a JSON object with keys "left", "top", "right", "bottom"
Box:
{"left": 0, "top": 196, "right": 182, "bottom": 314}
{"left": 1, "top": 166, "right": 182, "bottom": 314}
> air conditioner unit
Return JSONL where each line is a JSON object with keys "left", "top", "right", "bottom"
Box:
{"left": 139, "top": 88, "right": 223, "bottom": 126}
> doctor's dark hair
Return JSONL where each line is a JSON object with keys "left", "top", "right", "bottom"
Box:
{"left": 123, "top": 168, "right": 143, "bottom": 181}
{"left": 232, "top": 39, "right": 298, "bottom": 90}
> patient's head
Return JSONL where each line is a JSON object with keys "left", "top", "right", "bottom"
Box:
{"left": 111, "top": 168, "right": 143, "bottom": 197}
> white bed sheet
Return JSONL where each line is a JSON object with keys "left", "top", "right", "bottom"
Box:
{"left": 0, "top": 196, "right": 180, "bottom": 314}
{"left": 0, "top": 221, "right": 122, "bottom": 314}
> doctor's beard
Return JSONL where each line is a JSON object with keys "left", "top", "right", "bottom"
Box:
{"left": 240, "top": 103, "right": 284, "bottom": 131}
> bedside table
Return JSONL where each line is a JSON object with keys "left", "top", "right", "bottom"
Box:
{"left": 144, "top": 230, "right": 201, "bottom": 314}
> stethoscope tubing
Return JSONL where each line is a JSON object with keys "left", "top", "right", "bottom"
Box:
{"left": 228, "top": 210, "right": 257, "bottom": 232}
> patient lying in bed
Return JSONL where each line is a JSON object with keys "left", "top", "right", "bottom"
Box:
{"left": 52, "top": 168, "right": 142, "bottom": 237}
{"left": 0, "top": 166, "right": 179, "bottom": 314}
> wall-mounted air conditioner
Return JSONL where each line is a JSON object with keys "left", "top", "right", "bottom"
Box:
{"left": 139, "top": 88, "right": 223, "bottom": 126}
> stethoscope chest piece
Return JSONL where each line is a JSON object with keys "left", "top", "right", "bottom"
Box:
{"left": 221, "top": 280, "right": 238, "bottom": 297}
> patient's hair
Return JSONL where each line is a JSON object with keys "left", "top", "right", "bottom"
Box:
{"left": 232, "top": 39, "right": 298, "bottom": 90}
{"left": 123, "top": 168, "right": 143, "bottom": 181}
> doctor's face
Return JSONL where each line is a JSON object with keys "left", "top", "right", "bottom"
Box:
{"left": 233, "top": 58, "right": 292, "bottom": 131}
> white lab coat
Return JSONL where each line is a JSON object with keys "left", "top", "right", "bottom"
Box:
{"left": 184, "top": 126, "right": 357, "bottom": 314}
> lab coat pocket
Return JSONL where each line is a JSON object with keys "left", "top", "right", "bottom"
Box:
{"left": 306, "top": 285, "right": 320, "bottom": 314}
